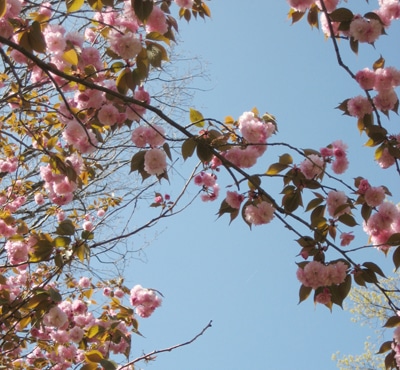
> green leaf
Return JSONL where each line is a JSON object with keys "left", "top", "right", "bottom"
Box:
{"left": 288, "top": 9, "right": 305, "bottom": 24}
{"left": 132, "top": 0, "right": 154, "bottom": 22}
{"left": 130, "top": 151, "right": 146, "bottom": 172}
{"left": 247, "top": 175, "right": 261, "bottom": 190}
{"left": 146, "top": 42, "right": 165, "bottom": 68}
{"left": 56, "top": 219, "right": 75, "bottom": 236}
{"left": 29, "top": 21, "right": 47, "bottom": 53}
{"left": 329, "top": 8, "right": 354, "bottom": 22}
{"left": 377, "top": 341, "right": 393, "bottom": 354}
{"left": 298, "top": 284, "right": 312, "bottom": 304}
{"left": 307, "top": 4, "right": 319, "bottom": 28}
{"left": 362, "top": 261, "right": 386, "bottom": 278}
{"left": 337, "top": 214, "right": 357, "bottom": 227}
{"left": 305, "top": 197, "right": 324, "bottom": 212}
{"left": 163, "top": 142, "right": 172, "bottom": 161}
{"left": 361, "top": 268, "right": 378, "bottom": 284}
{"left": 296, "top": 236, "right": 315, "bottom": 248}
{"left": 393, "top": 246, "right": 400, "bottom": 271}
{"left": 80, "top": 364, "right": 99, "bottom": 370}
{"left": 100, "top": 359, "right": 117, "bottom": 370}
{"left": 350, "top": 37, "right": 358, "bottom": 55}
{"left": 196, "top": 142, "right": 213, "bottom": 163}
{"left": 181, "top": 137, "right": 197, "bottom": 160}
{"left": 310, "top": 204, "right": 326, "bottom": 228}
{"left": 353, "top": 272, "right": 366, "bottom": 287}
{"left": 384, "top": 350, "right": 396, "bottom": 370}
{"left": 189, "top": 108, "right": 204, "bottom": 127}
{"left": 29, "top": 240, "right": 54, "bottom": 262}
{"left": 383, "top": 316, "right": 400, "bottom": 328}
{"left": 387, "top": 233, "right": 400, "bottom": 246}
{"left": 66, "top": 0, "right": 84, "bottom": 12}
{"left": 282, "top": 189, "right": 302, "bottom": 213}
{"left": 48, "top": 287, "right": 62, "bottom": 303}
{"left": 361, "top": 203, "right": 372, "bottom": 222}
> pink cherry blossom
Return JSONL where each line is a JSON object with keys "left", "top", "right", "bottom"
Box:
{"left": 326, "top": 262, "right": 348, "bottom": 285}
{"left": 146, "top": 6, "right": 168, "bottom": 34}
{"left": 299, "top": 154, "right": 324, "bottom": 179}
{"left": 347, "top": 96, "right": 373, "bottom": 118}
{"left": 377, "top": 147, "right": 396, "bottom": 169}
{"left": 82, "top": 220, "right": 94, "bottom": 232}
{"left": 287, "top": 0, "right": 315, "bottom": 12}
{"left": 5, "top": 240, "right": 29, "bottom": 267}
{"left": 374, "top": 67, "right": 396, "bottom": 91}
{"left": 225, "top": 191, "right": 245, "bottom": 209}
{"left": 326, "top": 190, "right": 350, "bottom": 218}
{"left": 364, "top": 186, "right": 385, "bottom": 207}
{"left": 373, "top": 88, "right": 398, "bottom": 111}
{"left": 297, "top": 261, "right": 328, "bottom": 289}
{"left": 78, "top": 277, "right": 91, "bottom": 289}
{"left": 200, "top": 184, "right": 220, "bottom": 202}
{"left": 97, "top": 209, "right": 106, "bottom": 217}
{"left": 129, "top": 285, "right": 162, "bottom": 318}
{"left": 175, "top": 0, "right": 194, "bottom": 9}
{"left": 355, "top": 68, "right": 376, "bottom": 90}
{"left": 238, "top": 111, "right": 272, "bottom": 144}
{"left": 34, "top": 193, "right": 45, "bottom": 205}
{"left": 244, "top": 201, "right": 275, "bottom": 226}
{"left": 109, "top": 31, "right": 142, "bottom": 60}
{"left": 315, "top": 289, "right": 332, "bottom": 305}
{"left": 97, "top": 104, "right": 119, "bottom": 126}
{"left": 316, "top": 0, "right": 339, "bottom": 12}
{"left": 43, "top": 306, "right": 68, "bottom": 328}
{"left": 144, "top": 148, "right": 167, "bottom": 175}
{"left": 340, "top": 232, "right": 355, "bottom": 246}
{"left": 357, "top": 179, "right": 371, "bottom": 194}
{"left": 349, "top": 16, "right": 383, "bottom": 44}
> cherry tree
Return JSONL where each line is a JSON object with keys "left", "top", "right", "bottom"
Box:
{"left": 1, "top": 0, "right": 400, "bottom": 369}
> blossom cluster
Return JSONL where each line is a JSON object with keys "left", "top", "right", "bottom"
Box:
{"left": 299, "top": 140, "right": 349, "bottom": 179}
{"left": 194, "top": 111, "right": 276, "bottom": 204}
{"left": 129, "top": 284, "right": 162, "bottom": 318}
{"left": 223, "top": 111, "right": 275, "bottom": 169}
{"left": 296, "top": 260, "right": 348, "bottom": 290}
{"left": 347, "top": 66, "right": 400, "bottom": 118}
{"left": 1, "top": 275, "right": 160, "bottom": 369}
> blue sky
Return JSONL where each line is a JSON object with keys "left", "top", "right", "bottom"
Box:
{"left": 122, "top": 2, "right": 400, "bottom": 369}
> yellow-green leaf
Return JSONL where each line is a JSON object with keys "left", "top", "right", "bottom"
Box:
{"left": 266, "top": 162, "right": 288, "bottom": 175}
{"left": 85, "top": 350, "right": 104, "bottom": 363}
{"left": 373, "top": 55, "right": 385, "bottom": 71}
{"left": 0, "top": 0, "right": 6, "bottom": 18}
{"left": 189, "top": 108, "right": 204, "bottom": 127}
{"left": 66, "top": 0, "right": 84, "bottom": 12}
{"left": 63, "top": 49, "right": 79, "bottom": 66}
